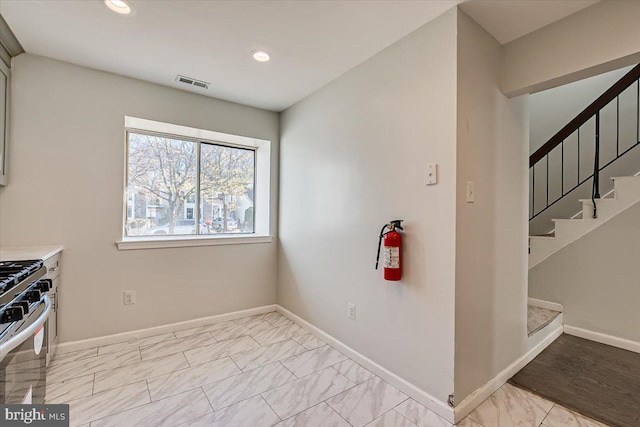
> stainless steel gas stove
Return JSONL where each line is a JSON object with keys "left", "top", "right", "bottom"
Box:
{"left": 0, "top": 259, "right": 51, "bottom": 404}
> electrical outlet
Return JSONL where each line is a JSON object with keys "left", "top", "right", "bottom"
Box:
{"left": 124, "top": 290, "right": 136, "bottom": 305}
{"left": 347, "top": 303, "right": 356, "bottom": 320}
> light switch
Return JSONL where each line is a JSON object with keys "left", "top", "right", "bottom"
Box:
{"left": 466, "top": 181, "right": 475, "bottom": 203}
{"left": 426, "top": 163, "right": 438, "bottom": 185}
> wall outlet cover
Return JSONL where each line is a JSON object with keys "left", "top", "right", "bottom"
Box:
{"left": 124, "top": 290, "right": 136, "bottom": 305}
{"left": 347, "top": 303, "right": 356, "bottom": 320}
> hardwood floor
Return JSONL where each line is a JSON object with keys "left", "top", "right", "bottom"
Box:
{"left": 509, "top": 334, "right": 640, "bottom": 427}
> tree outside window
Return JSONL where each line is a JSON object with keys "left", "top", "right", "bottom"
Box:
{"left": 125, "top": 132, "right": 255, "bottom": 236}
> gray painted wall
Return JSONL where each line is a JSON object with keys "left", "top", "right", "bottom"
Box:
{"left": 454, "top": 10, "right": 529, "bottom": 404}
{"left": 503, "top": 1, "right": 640, "bottom": 97}
{"left": 279, "top": 9, "right": 458, "bottom": 404}
{"left": 530, "top": 66, "right": 633, "bottom": 155}
{"left": 529, "top": 202, "right": 640, "bottom": 343}
{"left": 0, "top": 54, "right": 280, "bottom": 342}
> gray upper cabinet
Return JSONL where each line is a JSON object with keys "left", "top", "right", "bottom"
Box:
{"left": 0, "top": 13, "right": 22, "bottom": 187}
{"left": 0, "top": 60, "right": 8, "bottom": 186}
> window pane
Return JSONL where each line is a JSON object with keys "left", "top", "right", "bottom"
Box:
{"left": 126, "top": 133, "right": 198, "bottom": 236}
{"left": 200, "top": 143, "right": 255, "bottom": 234}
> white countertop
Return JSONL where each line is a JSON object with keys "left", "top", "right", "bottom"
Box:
{"left": 0, "top": 245, "right": 63, "bottom": 261}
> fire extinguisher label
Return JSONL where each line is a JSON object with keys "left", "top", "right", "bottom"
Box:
{"left": 383, "top": 246, "right": 400, "bottom": 269}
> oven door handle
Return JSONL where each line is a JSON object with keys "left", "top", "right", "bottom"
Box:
{"left": 0, "top": 295, "right": 51, "bottom": 361}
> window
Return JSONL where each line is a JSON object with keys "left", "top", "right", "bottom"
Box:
{"left": 125, "top": 131, "right": 255, "bottom": 237}
{"left": 119, "top": 117, "right": 270, "bottom": 248}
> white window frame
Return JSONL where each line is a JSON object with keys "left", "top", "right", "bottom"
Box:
{"left": 117, "top": 116, "right": 271, "bottom": 250}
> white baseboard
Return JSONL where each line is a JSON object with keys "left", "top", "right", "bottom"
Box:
{"left": 564, "top": 325, "right": 640, "bottom": 354}
{"left": 453, "top": 323, "right": 563, "bottom": 423}
{"left": 275, "top": 305, "right": 455, "bottom": 424}
{"left": 527, "top": 297, "right": 563, "bottom": 312}
{"left": 57, "top": 304, "right": 277, "bottom": 354}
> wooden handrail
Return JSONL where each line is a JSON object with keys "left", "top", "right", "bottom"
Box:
{"left": 530, "top": 63, "right": 640, "bottom": 168}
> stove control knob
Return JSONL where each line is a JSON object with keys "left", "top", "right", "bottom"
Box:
{"left": 14, "top": 301, "right": 29, "bottom": 315}
{"left": 0, "top": 306, "right": 24, "bottom": 323}
{"left": 25, "top": 290, "right": 42, "bottom": 304}
{"left": 36, "top": 279, "right": 51, "bottom": 293}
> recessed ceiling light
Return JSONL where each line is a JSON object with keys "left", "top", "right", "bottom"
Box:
{"left": 252, "top": 50, "right": 271, "bottom": 62}
{"left": 104, "top": 0, "right": 132, "bottom": 15}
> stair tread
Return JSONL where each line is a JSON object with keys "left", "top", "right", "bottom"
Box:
{"left": 527, "top": 305, "right": 561, "bottom": 336}
{"left": 611, "top": 175, "right": 640, "bottom": 180}
{"left": 551, "top": 218, "right": 583, "bottom": 223}
{"left": 531, "top": 175, "right": 640, "bottom": 269}
{"left": 578, "top": 198, "right": 617, "bottom": 203}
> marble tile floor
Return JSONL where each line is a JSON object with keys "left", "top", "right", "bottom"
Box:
{"left": 527, "top": 305, "right": 561, "bottom": 336}
{"left": 47, "top": 311, "right": 607, "bottom": 427}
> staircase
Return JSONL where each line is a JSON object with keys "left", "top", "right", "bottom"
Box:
{"left": 526, "top": 65, "right": 640, "bottom": 343}
{"left": 528, "top": 64, "right": 640, "bottom": 270}
{"left": 529, "top": 175, "right": 640, "bottom": 268}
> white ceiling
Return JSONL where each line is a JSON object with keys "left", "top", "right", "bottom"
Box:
{"left": 460, "top": 0, "right": 599, "bottom": 44}
{"left": 1, "top": 0, "right": 598, "bottom": 112}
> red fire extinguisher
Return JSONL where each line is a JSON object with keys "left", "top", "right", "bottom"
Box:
{"left": 375, "top": 220, "right": 404, "bottom": 281}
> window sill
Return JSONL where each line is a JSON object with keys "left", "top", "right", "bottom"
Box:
{"left": 116, "top": 235, "right": 273, "bottom": 251}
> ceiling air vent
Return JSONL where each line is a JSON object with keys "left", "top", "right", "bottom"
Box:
{"left": 175, "top": 75, "right": 209, "bottom": 90}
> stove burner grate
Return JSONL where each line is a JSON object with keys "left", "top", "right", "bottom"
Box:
{"left": 0, "top": 260, "right": 44, "bottom": 294}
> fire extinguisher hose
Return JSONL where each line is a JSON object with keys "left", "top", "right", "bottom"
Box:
{"left": 375, "top": 224, "right": 389, "bottom": 270}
